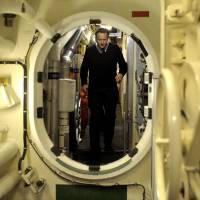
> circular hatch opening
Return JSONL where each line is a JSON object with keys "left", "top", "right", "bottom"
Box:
{"left": 29, "top": 11, "right": 158, "bottom": 180}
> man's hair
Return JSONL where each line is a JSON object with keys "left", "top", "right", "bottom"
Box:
{"left": 95, "top": 28, "right": 109, "bottom": 37}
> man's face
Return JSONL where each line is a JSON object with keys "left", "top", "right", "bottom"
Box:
{"left": 96, "top": 32, "right": 109, "bottom": 49}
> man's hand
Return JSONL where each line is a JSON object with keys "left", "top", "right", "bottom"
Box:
{"left": 115, "top": 73, "right": 123, "bottom": 83}
{"left": 82, "top": 84, "right": 88, "bottom": 94}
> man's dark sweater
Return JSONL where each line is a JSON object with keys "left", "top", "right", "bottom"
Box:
{"left": 80, "top": 43, "right": 127, "bottom": 90}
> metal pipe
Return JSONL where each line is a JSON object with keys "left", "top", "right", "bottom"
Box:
{"left": 46, "top": 28, "right": 85, "bottom": 153}
{"left": 62, "top": 28, "right": 83, "bottom": 63}
{"left": 58, "top": 29, "right": 84, "bottom": 153}
{"left": 0, "top": 140, "right": 19, "bottom": 168}
{"left": 46, "top": 30, "right": 76, "bottom": 141}
{"left": 47, "top": 60, "right": 60, "bottom": 154}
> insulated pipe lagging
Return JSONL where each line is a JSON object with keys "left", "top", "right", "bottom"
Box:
{"left": 0, "top": 140, "right": 19, "bottom": 168}
{"left": 0, "top": 0, "right": 55, "bottom": 39}
{"left": 0, "top": 170, "right": 20, "bottom": 199}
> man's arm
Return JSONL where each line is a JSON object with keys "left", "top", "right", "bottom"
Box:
{"left": 80, "top": 48, "right": 90, "bottom": 92}
{"left": 115, "top": 46, "right": 127, "bottom": 83}
{"left": 115, "top": 73, "right": 123, "bottom": 83}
